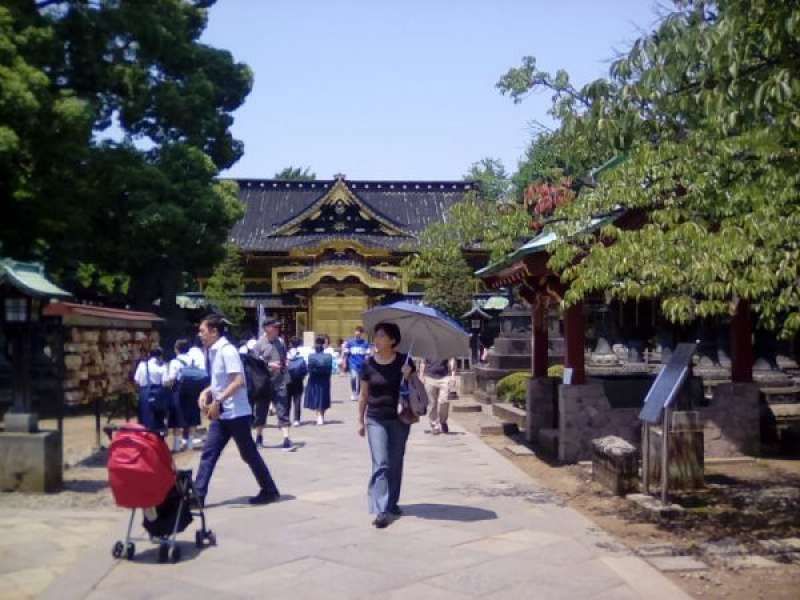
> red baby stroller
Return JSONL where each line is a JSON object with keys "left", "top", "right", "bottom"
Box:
{"left": 106, "top": 424, "right": 215, "bottom": 563}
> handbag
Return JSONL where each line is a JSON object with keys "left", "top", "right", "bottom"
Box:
{"left": 398, "top": 373, "right": 428, "bottom": 425}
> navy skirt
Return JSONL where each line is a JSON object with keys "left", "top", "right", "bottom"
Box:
{"left": 304, "top": 375, "right": 331, "bottom": 411}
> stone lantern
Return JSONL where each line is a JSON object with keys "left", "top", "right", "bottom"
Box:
{"left": 0, "top": 259, "right": 71, "bottom": 492}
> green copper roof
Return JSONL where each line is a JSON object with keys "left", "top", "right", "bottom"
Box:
{"left": 0, "top": 259, "right": 72, "bottom": 298}
{"left": 475, "top": 213, "right": 621, "bottom": 279}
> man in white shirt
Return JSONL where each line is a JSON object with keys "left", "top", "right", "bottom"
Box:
{"left": 133, "top": 347, "right": 168, "bottom": 431}
{"left": 194, "top": 314, "right": 280, "bottom": 506}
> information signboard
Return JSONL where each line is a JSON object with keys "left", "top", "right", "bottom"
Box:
{"left": 638, "top": 343, "right": 697, "bottom": 424}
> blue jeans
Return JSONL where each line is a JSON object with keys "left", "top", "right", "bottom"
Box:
{"left": 349, "top": 368, "right": 361, "bottom": 398}
{"left": 366, "top": 417, "right": 410, "bottom": 515}
{"left": 194, "top": 416, "right": 280, "bottom": 500}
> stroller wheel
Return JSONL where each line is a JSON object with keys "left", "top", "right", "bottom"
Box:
{"left": 170, "top": 545, "right": 182, "bottom": 563}
{"left": 111, "top": 541, "right": 124, "bottom": 559}
{"left": 195, "top": 530, "right": 204, "bottom": 548}
{"left": 157, "top": 543, "right": 169, "bottom": 564}
{"left": 207, "top": 530, "right": 217, "bottom": 546}
{"left": 125, "top": 542, "right": 135, "bottom": 560}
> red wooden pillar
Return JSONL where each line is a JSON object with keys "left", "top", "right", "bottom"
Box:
{"left": 730, "top": 300, "right": 753, "bottom": 383}
{"left": 532, "top": 301, "right": 549, "bottom": 377}
{"left": 563, "top": 301, "right": 586, "bottom": 384}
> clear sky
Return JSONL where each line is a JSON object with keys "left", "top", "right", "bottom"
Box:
{"left": 201, "top": 1, "right": 663, "bottom": 181}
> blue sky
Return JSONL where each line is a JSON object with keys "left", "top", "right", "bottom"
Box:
{"left": 202, "top": 1, "right": 663, "bottom": 181}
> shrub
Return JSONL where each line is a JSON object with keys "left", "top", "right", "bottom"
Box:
{"left": 547, "top": 364, "right": 564, "bottom": 379}
{"left": 496, "top": 371, "right": 530, "bottom": 409}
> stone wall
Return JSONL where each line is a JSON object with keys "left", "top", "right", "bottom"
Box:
{"left": 558, "top": 383, "right": 640, "bottom": 463}
{"left": 702, "top": 382, "right": 760, "bottom": 456}
{"left": 526, "top": 376, "right": 556, "bottom": 444}
{"left": 555, "top": 380, "right": 760, "bottom": 463}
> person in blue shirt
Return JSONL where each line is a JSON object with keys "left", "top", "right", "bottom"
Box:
{"left": 343, "top": 326, "right": 371, "bottom": 401}
{"left": 193, "top": 314, "right": 280, "bottom": 506}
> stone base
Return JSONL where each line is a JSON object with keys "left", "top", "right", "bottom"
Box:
{"left": 526, "top": 376, "right": 556, "bottom": 445}
{"left": 592, "top": 436, "right": 638, "bottom": 496}
{"left": 0, "top": 430, "right": 63, "bottom": 493}
{"left": 538, "top": 428, "right": 559, "bottom": 456}
{"left": 4, "top": 412, "right": 39, "bottom": 433}
{"left": 558, "top": 383, "right": 639, "bottom": 463}
{"left": 456, "top": 372, "right": 476, "bottom": 396}
{"left": 704, "top": 382, "right": 760, "bottom": 456}
{"left": 647, "top": 412, "right": 704, "bottom": 490}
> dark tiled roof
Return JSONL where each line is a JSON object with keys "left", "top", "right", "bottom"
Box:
{"left": 236, "top": 233, "right": 417, "bottom": 252}
{"left": 229, "top": 179, "right": 475, "bottom": 252}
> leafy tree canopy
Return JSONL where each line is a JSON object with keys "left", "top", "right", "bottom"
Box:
{"left": 274, "top": 165, "right": 316, "bottom": 180}
{"left": 404, "top": 192, "right": 531, "bottom": 318}
{"left": 203, "top": 242, "right": 245, "bottom": 328}
{"left": 498, "top": 0, "right": 800, "bottom": 338}
{"left": 1, "top": 0, "right": 251, "bottom": 311}
{"left": 464, "top": 157, "right": 512, "bottom": 202}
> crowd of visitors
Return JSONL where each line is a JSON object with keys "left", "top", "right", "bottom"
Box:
{"left": 133, "top": 318, "right": 449, "bottom": 527}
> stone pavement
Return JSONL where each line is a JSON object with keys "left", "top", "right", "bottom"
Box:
{"left": 41, "top": 376, "right": 692, "bottom": 599}
{"left": 0, "top": 509, "right": 119, "bottom": 599}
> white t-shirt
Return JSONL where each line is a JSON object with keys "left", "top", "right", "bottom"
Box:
{"left": 134, "top": 358, "right": 166, "bottom": 387}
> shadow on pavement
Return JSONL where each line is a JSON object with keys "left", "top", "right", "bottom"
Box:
{"left": 128, "top": 539, "right": 204, "bottom": 564}
{"left": 63, "top": 479, "right": 109, "bottom": 494}
{"left": 402, "top": 503, "right": 497, "bottom": 522}
{"left": 205, "top": 494, "right": 296, "bottom": 509}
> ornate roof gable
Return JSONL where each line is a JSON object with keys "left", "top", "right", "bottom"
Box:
{"left": 272, "top": 178, "right": 409, "bottom": 238}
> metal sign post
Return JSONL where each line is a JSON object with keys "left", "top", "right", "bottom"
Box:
{"left": 639, "top": 342, "right": 696, "bottom": 503}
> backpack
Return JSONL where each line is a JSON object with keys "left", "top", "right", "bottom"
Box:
{"left": 175, "top": 358, "right": 210, "bottom": 404}
{"left": 241, "top": 351, "right": 272, "bottom": 402}
{"left": 287, "top": 355, "right": 308, "bottom": 382}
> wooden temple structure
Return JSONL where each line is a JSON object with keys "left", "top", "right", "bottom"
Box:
{"left": 216, "top": 175, "right": 484, "bottom": 340}
{"left": 475, "top": 211, "right": 797, "bottom": 462}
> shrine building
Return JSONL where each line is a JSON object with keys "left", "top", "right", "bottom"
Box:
{"left": 214, "top": 175, "right": 482, "bottom": 340}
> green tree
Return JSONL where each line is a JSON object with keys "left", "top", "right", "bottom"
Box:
{"left": 0, "top": 3, "right": 93, "bottom": 262}
{"left": 274, "top": 165, "right": 316, "bottom": 180}
{"left": 498, "top": 0, "right": 800, "bottom": 338}
{"left": 203, "top": 243, "right": 245, "bottom": 328}
{"left": 405, "top": 193, "right": 531, "bottom": 318}
{"left": 1, "top": 1, "right": 252, "bottom": 313}
{"left": 465, "top": 157, "right": 511, "bottom": 202}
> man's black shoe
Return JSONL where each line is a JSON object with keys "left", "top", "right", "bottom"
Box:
{"left": 372, "top": 513, "right": 390, "bottom": 528}
{"left": 389, "top": 506, "right": 403, "bottom": 517}
{"left": 249, "top": 490, "right": 280, "bottom": 505}
{"left": 441, "top": 422, "right": 449, "bottom": 434}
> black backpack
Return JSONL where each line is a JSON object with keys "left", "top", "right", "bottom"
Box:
{"left": 241, "top": 351, "right": 272, "bottom": 402}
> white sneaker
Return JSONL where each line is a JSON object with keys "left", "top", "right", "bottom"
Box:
{"left": 317, "top": 415, "right": 324, "bottom": 426}
{"left": 292, "top": 421, "right": 301, "bottom": 428}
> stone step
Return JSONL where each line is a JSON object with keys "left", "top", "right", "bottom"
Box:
{"left": 451, "top": 402, "right": 483, "bottom": 413}
{"left": 479, "top": 416, "right": 518, "bottom": 436}
{"left": 491, "top": 403, "right": 526, "bottom": 430}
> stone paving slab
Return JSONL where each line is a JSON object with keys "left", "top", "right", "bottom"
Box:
{"left": 40, "top": 376, "right": 692, "bottom": 599}
{"left": 645, "top": 555, "right": 709, "bottom": 572}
